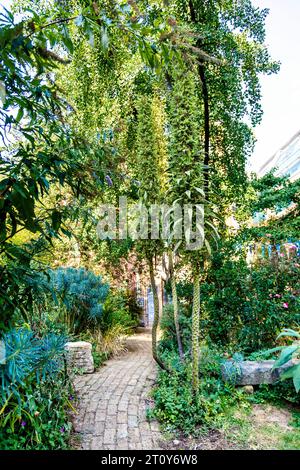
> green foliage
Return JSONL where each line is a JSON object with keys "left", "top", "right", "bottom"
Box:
{"left": 150, "top": 349, "right": 244, "bottom": 434}
{"left": 250, "top": 381, "right": 300, "bottom": 407}
{"left": 239, "top": 171, "right": 300, "bottom": 242}
{"left": 101, "top": 289, "right": 142, "bottom": 332}
{"left": 250, "top": 172, "right": 300, "bottom": 214}
{"left": 159, "top": 303, "right": 192, "bottom": 354}
{"left": 0, "top": 256, "right": 44, "bottom": 330}
{"left": 220, "top": 353, "right": 244, "bottom": 386}
{"left": 168, "top": 68, "right": 201, "bottom": 198}
{"left": 0, "top": 377, "right": 73, "bottom": 450}
{"left": 0, "top": 6, "right": 104, "bottom": 328}
{"left": 0, "top": 328, "right": 73, "bottom": 449}
{"left": 0, "top": 7, "right": 89, "bottom": 246}
{"left": 155, "top": 304, "right": 246, "bottom": 433}
{"left": 0, "top": 0, "right": 290, "bottom": 446}
{"left": 135, "top": 93, "right": 167, "bottom": 201}
{"left": 90, "top": 345, "right": 106, "bottom": 369}
{"left": 165, "top": 279, "right": 194, "bottom": 304}
{"left": 47, "top": 267, "right": 109, "bottom": 335}
{"left": 264, "top": 329, "right": 300, "bottom": 393}
{"left": 175, "top": 0, "right": 279, "bottom": 205}
{"left": 162, "top": 244, "right": 300, "bottom": 354}
{"left": 202, "top": 247, "right": 300, "bottom": 352}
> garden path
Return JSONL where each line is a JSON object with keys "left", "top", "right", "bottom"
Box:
{"left": 72, "top": 328, "right": 163, "bottom": 450}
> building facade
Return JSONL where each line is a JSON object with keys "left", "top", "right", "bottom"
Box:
{"left": 258, "top": 130, "right": 300, "bottom": 181}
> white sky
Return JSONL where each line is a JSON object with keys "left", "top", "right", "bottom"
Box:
{"left": 1, "top": 0, "right": 299, "bottom": 174}
{"left": 1, "top": 0, "right": 11, "bottom": 10}
{"left": 251, "top": 0, "right": 300, "bottom": 172}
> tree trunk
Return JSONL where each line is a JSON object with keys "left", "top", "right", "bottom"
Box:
{"left": 149, "top": 258, "right": 169, "bottom": 371}
{"left": 189, "top": 1, "right": 210, "bottom": 200}
{"left": 198, "top": 62, "right": 210, "bottom": 199}
{"left": 168, "top": 251, "right": 184, "bottom": 360}
{"left": 192, "top": 273, "right": 200, "bottom": 393}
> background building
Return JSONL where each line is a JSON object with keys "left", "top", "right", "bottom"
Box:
{"left": 257, "top": 130, "right": 300, "bottom": 181}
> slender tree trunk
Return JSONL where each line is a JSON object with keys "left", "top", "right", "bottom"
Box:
{"left": 192, "top": 272, "right": 200, "bottom": 393}
{"left": 168, "top": 251, "right": 184, "bottom": 359}
{"left": 198, "top": 63, "right": 210, "bottom": 199}
{"left": 189, "top": 1, "right": 210, "bottom": 200}
{"left": 149, "top": 258, "right": 169, "bottom": 371}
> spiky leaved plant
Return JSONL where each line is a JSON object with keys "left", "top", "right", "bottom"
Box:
{"left": 167, "top": 67, "right": 219, "bottom": 392}
{"left": 0, "top": 328, "right": 71, "bottom": 446}
{"left": 48, "top": 267, "right": 109, "bottom": 334}
{"left": 134, "top": 91, "right": 169, "bottom": 370}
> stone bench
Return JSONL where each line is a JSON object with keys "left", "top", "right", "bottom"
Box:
{"left": 65, "top": 341, "right": 94, "bottom": 374}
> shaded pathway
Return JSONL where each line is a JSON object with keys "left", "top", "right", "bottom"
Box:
{"left": 72, "top": 328, "right": 163, "bottom": 450}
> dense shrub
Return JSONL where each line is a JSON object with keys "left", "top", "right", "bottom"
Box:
{"left": 0, "top": 328, "right": 73, "bottom": 449}
{"left": 101, "top": 289, "right": 142, "bottom": 332}
{"left": 165, "top": 280, "right": 194, "bottom": 307}
{"left": 159, "top": 304, "right": 192, "bottom": 355}
{"left": 164, "top": 247, "right": 300, "bottom": 354}
{"left": 47, "top": 267, "right": 109, "bottom": 334}
{"left": 78, "top": 289, "right": 142, "bottom": 368}
{"left": 0, "top": 260, "right": 52, "bottom": 332}
{"left": 203, "top": 252, "right": 300, "bottom": 352}
{"left": 251, "top": 382, "right": 300, "bottom": 406}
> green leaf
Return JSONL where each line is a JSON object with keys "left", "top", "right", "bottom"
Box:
{"left": 277, "top": 329, "right": 300, "bottom": 340}
{"left": 280, "top": 363, "right": 300, "bottom": 381}
{"left": 204, "top": 238, "right": 212, "bottom": 256}
{"left": 15, "top": 108, "right": 24, "bottom": 124}
{"left": 0, "top": 178, "right": 12, "bottom": 192}
{"left": 258, "top": 346, "right": 285, "bottom": 357}
{"left": 273, "top": 345, "right": 299, "bottom": 369}
{"left": 9, "top": 211, "right": 17, "bottom": 238}
{"left": 293, "top": 365, "right": 300, "bottom": 393}
{"left": 23, "top": 132, "right": 35, "bottom": 146}
{"left": 194, "top": 187, "right": 205, "bottom": 196}
{"left": 205, "top": 221, "right": 220, "bottom": 239}
{"left": 173, "top": 240, "right": 182, "bottom": 254}
{"left": 51, "top": 210, "right": 62, "bottom": 232}
{"left": 61, "top": 227, "right": 72, "bottom": 238}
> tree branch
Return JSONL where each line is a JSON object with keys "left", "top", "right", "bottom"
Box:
{"left": 27, "top": 16, "right": 78, "bottom": 37}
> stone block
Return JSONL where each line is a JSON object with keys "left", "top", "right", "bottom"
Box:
{"left": 221, "top": 359, "right": 297, "bottom": 385}
{"left": 65, "top": 341, "right": 94, "bottom": 374}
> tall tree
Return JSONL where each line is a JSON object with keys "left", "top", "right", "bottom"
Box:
{"left": 172, "top": 0, "right": 279, "bottom": 206}
{"left": 167, "top": 0, "right": 278, "bottom": 391}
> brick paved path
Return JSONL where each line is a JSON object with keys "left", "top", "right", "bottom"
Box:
{"left": 72, "top": 328, "right": 163, "bottom": 450}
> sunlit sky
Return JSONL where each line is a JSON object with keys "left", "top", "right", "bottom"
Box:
{"left": 251, "top": 0, "right": 300, "bottom": 172}
{"left": 1, "top": 0, "right": 299, "bottom": 174}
